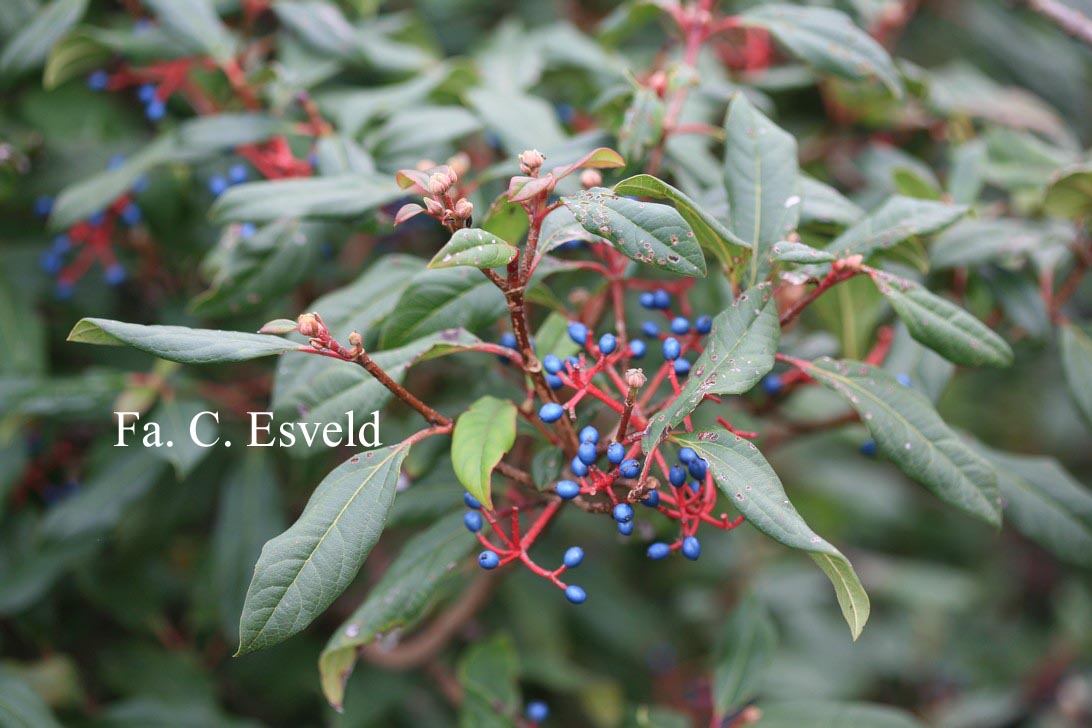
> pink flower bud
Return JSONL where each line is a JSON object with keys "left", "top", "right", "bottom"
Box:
{"left": 519, "top": 149, "right": 545, "bottom": 174}
{"left": 580, "top": 169, "right": 602, "bottom": 188}
{"left": 454, "top": 198, "right": 474, "bottom": 219}
{"left": 348, "top": 331, "right": 363, "bottom": 348}
{"left": 624, "top": 368, "right": 647, "bottom": 389}
{"left": 448, "top": 152, "right": 470, "bottom": 177}
{"left": 428, "top": 172, "right": 451, "bottom": 196}
{"left": 424, "top": 197, "right": 445, "bottom": 216}
{"left": 297, "top": 312, "right": 321, "bottom": 338}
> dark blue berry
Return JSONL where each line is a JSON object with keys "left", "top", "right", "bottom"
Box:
{"left": 612, "top": 503, "right": 634, "bottom": 523}
{"left": 556, "top": 480, "right": 580, "bottom": 499}
{"left": 208, "top": 175, "right": 228, "bottom": 197}
{"left": 88, "top": 212, "right": 106, "bottom": 226}
{"left": 33, "top": 196, "right": 53, "bottom": 217}
{"left": 478, "top": 551, "right": 500, "bottom": 569}
{"left": 641, "top": 321, "right": 660, "bottom": 337}
{"left": 688, "top": 457, "right": 708, "bottom": 480}
{"left": 563, "top": 547, "right": 583, "bottom": 568}
{"left": 606, "top": 442, "right": 625, "bottom": 464}
{"left": 567, "top": 321, "right": 588, "bottom": 346}
{"left": 652, "top": 289, "right": 670, "bottom": 309}
{"left": 598, "top": 333, "right": 617, "bottom": 355}
{"left": 762, "top": 373, "right": 783, "bottom": 396}
{"left": 639, "top": 291, "right": 656, "bottom": 309}
{"left": 539, "top": 403, "right": 564, "bottom": 422}
{"left": 104, "top": 264, "right": 126, "bottom": 286}
{"left": 498, "top": 332, "right": 518, "bottom": 349}
{"left": 860, "top": 439, "right": 877, "bottom": 457}
{"left": 464, "top": 511, "right": 483, "bottom": 532}
{"left": 228, "top": 163, "right": 248, "bottom": 184}
{"left": 579, "top": 426, "right": 599, "bottom": 444}
{"left": 674, "top": 359, "right": 691, "bottom": 376}
{"left": 145, "top": 99, "right": 166, "bottom": 121}
{"left": 545, "top": 373, "right": 563, "bottom": 389}
{"left": 681, "top": 536, "right": 701, "bottom": 560}
{"left": 565, "top": 585, "right": 587, "bottom": 603}
{"left": 526, "top": 701, "right": 549, "bottom": 723}
{"left": 55, "top": 281, "right": 73, "bottom": 300}
{"left": 662, "top": 337, "right": 681, "bottom": 360}
{"left": 543, "top": 354, "right": 562, "bottom": 374}
{"left": 678, "top": 447, "right": 697, "bottom": 464}
{"left": 52, "top": 235, "right": 70, "bottom": 252}
{"left": 120, "top": 202, "right": 141, "bottom": 225}
{"left": 617, "top": 521, "right": 634, "bottom": 536}
{"left": 689, "top": 480, "right": 701, "bottom": 493}
{"left": 896, "top": 373, "right": 912, "bottom": 387}
{"left": 642, "top": 489, "right": 661, "bottom": 507}
{"left": 138, "top": 84, "right": 156, "bottom": 103}
{"left": 619, "top": 459, "right": 640, "bottom": 479}
{"left": 40, "top": 251, "right": 62, "bottom": 275}
{"left": 556, "top": 101, "right": 575, "bottom": 123}
{"left": 565, "top": 356, "right": 580, "bottom": 369}
{"left": 464, "top": 492, "right": 482, "bottom": 509}
{"left": 629, "top": 339, "right": 647, "bottom": 358}
{"left": 239, "top": 222, "right": 256, "bottom": 238}
{"left": 695, "top": 315, "right": 713, "bottom": 334}
{"left": 87, "top": 70, "right": 109, "bottom": 91}
{"left": 577, "top": 442, "right": 597, "bottom": 466}
{"left": 571, "top": 456, "right": 589, "bottom": 477}
{"left": 647, "top": 542, "right": 670, "bottom": 560}
{"left": 671, "top": 317, "right": 690, "bottom": 335}
{"left": 669, "top": 465, "right": 686, "bottom": 487}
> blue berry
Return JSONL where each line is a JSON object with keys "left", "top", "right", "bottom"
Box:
{"left": 642, "top": 489, "right": 661, "bottom": 507}
{"left": 896, "top": 373, "right": 912, "bottom": 387}
{"left": 52, "top": 234, "right": 70, "bottom": 252}
{"left": 33, "top": 196, "right": 53, "bottom": 217}
{"left": 639, "top": 291, "right": 656, "bottom": 309}
{"left": 613, "top": 503, "right": 634, "bottom": 523}
{"left": 88, "top": 212, "right": 106, "bottom": 226}
{"left": 138, "top": 84, "right": 156, "bottom": 103}
{"left": 539, "top": 403, "right": 564, "bottom": 422}
{"left": 762, "top": 373, "right": 783, "bottom": 396}
{"left": 619, "top": 459, "right": 640, "bottom": 479}
{"left": 617, "top": 521, "right": 634, "bottom": 536}
{"left": 598, "top": 333, "right": 617, "bottom": 355}
{"left": 239, "top": 222, "right": 256, "bottom": 238}
{"left": 674, "top": 359, "right": 691, "bottom": 376}
{"left": 228, "top": 163, "right": 249, "bottom": 184}
{"left": 104, "top": 264, "right": 126, "bottom": 286}
{"left": 681, "top": 536, "right": 701, "bottom": 561}
{"left": 567, "top": 321, "right": 588, "bottom": 346}
{"left": 579, "top": 426, "right": 599, "bottom": 444}
{"left": 208, "top": 175, "right": 228, "bottom": 197}
{"left": 688, "top": 457, "right": 708, "bottom": 480}
{"left": 120, "top": 202, "right": 141, "bottom": 225}
{"left": 55, "top": 281, "right": 73, "bottom": 300}
{"left": 606, "top": 442, "right": 625, "bottom": 464}
{"left": 565, "top": 356, "right": 580, "bottom": 369}
{"left": 563, "top": 546, "right": 584, "bottom": 568}
{"left": 556, "top": 480, "right": 580, "bottom": 499}
{"left": 689, "top": 480, "right": 701, "bottom": 493}
{"left": 464, "top": 492, "right": 482, "bottom": 509}
{"left": 145, "top": 99, "right": 166, "bottom": 121}
{"left": 669, "top": 465, "right": 686, "bottom": 487}
{"left": 40, "top": 251, "right": 62, "bottom": 275}
{"left": 545, "top": 373, "right": 563, "bottom": 389}
{"left": 464, "top": 511, "right": 483, "bottom": 532}
{"left": 565, "top": 585, "right": 587, "bottom": 604}
{"left": 652, "top": 288, "right": 671, "bottom": 309}
{"left": 526, "top": 701, "right": 549, "bottom": 723}
{"left": 678, "top": 447, "right": 697, "bottom": 464}
{"left": 641, "top": 321, "right": 660, "bottom": 337}
{"left": 108, "top": 154, "right": 126, "bottom": 170}
{"left": 629, "top": 339, "right": 647, "bottom": 358}
{"left": 647, "top": 542, "right": 671, "bottom": 560}
{"left": 543, "top": 354, "right": 562, "bottom": 374}
{"left": 87, "top": 70, "right": 109, "bottom": 91}
{"left": 662, "top": 337, "right": 681, "bottom": 360}
{"left": 498, "top": 332, "right": 518, "bottom": 349}
{"left": 556, "top": 101, "right": 575, "bottom": 123}
{"left": 695, "top": 315, "right": 713, "bottom": 334}
{"left": 860, "top": 439, "right": 877, "bottom": 457}
{"left": 478, "top": 551, "right": 500, "bottom": 569}
{"left": 577, "top": 442, "right": 597, "bottom": 466}
{"left": 671, "top": 317, "right": 690, "bottom": 335}
{"left": 571, "top": 456, "right": 589, "bottom": 477}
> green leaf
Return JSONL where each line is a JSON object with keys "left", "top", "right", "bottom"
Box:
{"left": 317, "top": 66, "right": 449, "bottom": 137}
{"left": 381, "top": 267, "right": 508, "bottom": 349}
{"left": 870, "top": 272, "right": 1013, "bottom": 367}
{"left": 212, "top": 453, "right": 284, "bottom": 641}
{"left": 429, "top": 228, "right": 519, "bottom": 271}
{"left": 210, "top": 174, "right": 402, "bottom": 223}
{"left": 467, "top": 87, "right": 567, "bottom": 153}
{"left": 67, "top": 319, "right": 300, "bottom": 363}
{"left": 978, "top": 445, "right": 1092, "bottom": 568}
{"left": 674, "top": 430, "right": 869, "bottom": 639}
{"left": 771, "top": 240, "right": 836, "bottom": 263}
{"left": 236, "top": 441, "right": 411, "bottom": 655}
{"left": 929, "top": 218, "right": 1068, "bottom": 270}
{"left": 0, "top": 0, "right": 88, "bottom": 82}
{"left": 643, "top": 286, "right": 779, "bottom": 451}
{"left": 368, "top": 106, "right": 484, "bottom": 159}
{"left": 452, "top": 396, "right": 518, "bottom": 509}
{"left": 800, "top": 175, "right": 864, "bottom": 228}
{"left": 722, "top": 93, "right": 800, "bottom": 285}
{"left": 319, "top": 512, "right": 477, "bottom": 710}
{"left": 0, "top": 668, "right": 64, "bottom": 728}
{"left": 481, "top": 194, "right": 531, "bottom": 244}
{"left": 830, "top": 195, "right": 967, "bottom": 259}
{"left": 806, "top": 358, "right": 1002, "bottom": 525}
{"left": 740, "top": 5, "right": 903, "bottom": 97}
{"left": 458, "top": 634, "right": 520, "bottom": 728}
{"left": 149, "top": 399, "right": 217, "bottom": 478}
{"left": 1060, "top": 323, "right": 1092, "bottom": 430}
{"left": 43, "top": 29, "right": 111, "bottom": 89}
{"left": 712, "top": 594, "right": 776, "bottom": 715}
{"left": 176, "top": 113, "right": 293, "bottom": 154}
{"left": 618, "top": 87, "right": 665, "bottom": 164}
{"left": 753, "top": 701, "right": 925, "bottom": 728}
{"left": 613, "top": 173, "right": 748, "bottom": 268}
{"left": 1044, "top": 165, "right": 1092, "bottom": 219}
{"left": 144, "top": 0, "right": 234, "bottom": 63}
{"left": 561, "top": 188, "right": 706, "bottom": 277}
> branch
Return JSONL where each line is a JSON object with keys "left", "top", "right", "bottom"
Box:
{"left": 1026, "top": 0, "right": 1092, "bottom": 46}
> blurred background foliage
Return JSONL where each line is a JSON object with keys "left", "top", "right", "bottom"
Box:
{"left": 1, "top": 0, "right": 1091, "bottom": 726}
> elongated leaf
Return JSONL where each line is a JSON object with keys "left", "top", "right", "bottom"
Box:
{"left": 930, "top": 218, "right": 1069, "bottom": 270}
{"left": 0, "top": 669, "right": 64, "bottom": 728}
{"left": 452, "top": 396, "right": 518, "bottom": 509}
{"left": 723, "top": 94, "right": 799, "bottom": 285}
{"left": 618, "top": 87, "right": 664, "bottom": 163}
{"left": 429, "top": 228, "right": 519, "bottom": 270}
{"left": 800, "top": 175, "right": 864, "bottom": 227}
{"left": 211, "top": 174, "right": 402, "bottom": 223}
{"left": 1044, "top": 165, "right": 1092, "bottom": 220}
{"left": 68, "top": 319, "right": 300, "bottom": 363}
{"left": 643, "top": 286, "right": 779, "bottom": 450}
{"left": 755, "top": 701, "right": 925, "bottom": 728}
{"left": 561, "top": 187, "right": 706, "bottom": 277}
{"left": 320, "top": 512, "right": 477, "bottom": 709}
{"left": 771, "top": 240, "right": 836, "bottom": 263}
{"left": 807, "top": 358, "right": 1002, "bottom": 525}
{"left": 467, "top": 87, "right": 567, "bottom": 153}
{"left": 613, "top": 173, "right": 748, "bottom": 268}
{"left": 458, "top": 634, "right": 520, "bottom": 728}
{"left": 145, "top": 0, "right": 234, "bottom": 63}
{"left": 0, "top": 0, "right": 88, "bottom": 81}
{"left": 236, "top": 441, "right": 411, "bottom": 655}
{"left": 712, "top": 594, "right": 777, "bottom": 715}
{"left": 1060, "top": 323, "right": 1092, "bottom": 430}
{"left": 381, "top": 267, "right": 507, "bottom": 349}
{"left": 740, "top": 5, "right": 903, "bottom": 97}
{"left": 978, "top": 445, "right": 1092, "bottom": 567}
{"left": 176, "top": 113, "right": 293, "bottom": 153}
{"left": 871, "top": 272, "right": 1013, "bottom": 367}
{"left": 830, "top": 196, "right": 967, "bottom": 259}
{"left": 149, "top": 399, "right": 217, "bottom": 478}
{"left": 675, "top": 430, "right": 870, "bottom": 639}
